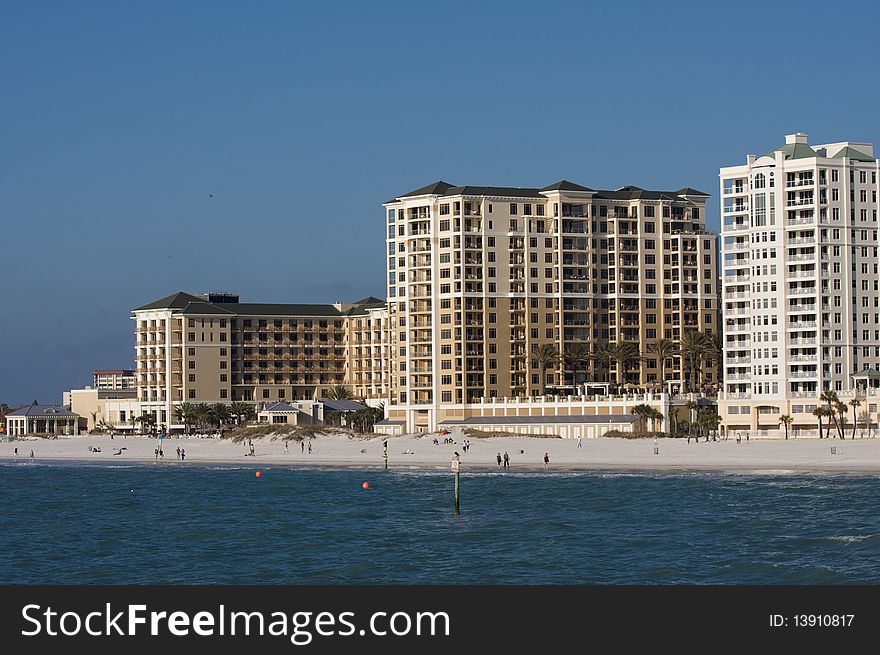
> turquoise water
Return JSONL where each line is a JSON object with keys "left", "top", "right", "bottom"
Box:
{"left": 1, "top": 462, "right": 879, "bottom": 584}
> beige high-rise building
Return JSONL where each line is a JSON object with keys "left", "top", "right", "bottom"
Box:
{"left": 93, "top": 369, "right": 136, "bottom": 390}
{"left": 131, "top": 292, "right": 388, "bottom": 430}
{"left": 382, "top": 181, "right": 719, "bottom": 431}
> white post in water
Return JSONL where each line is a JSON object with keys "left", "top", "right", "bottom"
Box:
{"left": 451, "top": 453, "right": 461, "bottom": 515}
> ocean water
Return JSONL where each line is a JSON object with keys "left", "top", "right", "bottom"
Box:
{"left": 1, "top": 462, "right": 879, "bottom": 584}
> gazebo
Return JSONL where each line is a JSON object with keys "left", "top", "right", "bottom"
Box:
{"left": 852, "top": 369, "right": 880, "bottom": 390}
{"left": 5, "top": 402, "right": 81, "bottom": 437}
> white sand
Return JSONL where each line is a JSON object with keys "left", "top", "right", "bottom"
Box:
{"left": 4, "top": 429, "right": 880, "bottom": 473}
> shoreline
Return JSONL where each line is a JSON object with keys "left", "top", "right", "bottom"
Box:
{"left": 3, "top": 432, "right": 880, "bottom": 475}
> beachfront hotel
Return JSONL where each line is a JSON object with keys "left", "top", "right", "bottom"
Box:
{"left": 92, "top": 369, "right": 136, "bottom": 390}
{"left": 379, "top": 181, "right": 720, "bottom": 432}
{"left": 718, "top": 133, "right": 880, "bottom": 436}
{"left": 126, "top": 292, "right": 388, "bottom": 431}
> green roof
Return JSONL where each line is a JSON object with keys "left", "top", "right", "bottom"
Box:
{"left": 852, "top": 369, "right": 880, "bottom": 379}
{"left": 766, "top": 143, "right": 817, "bottom": 160}
{"left": 831, "top": 146, "right": 874, "bottom": 162}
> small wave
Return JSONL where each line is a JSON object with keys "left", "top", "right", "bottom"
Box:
{"left": 825, "top": 534, "right": 875, "bottom": 544}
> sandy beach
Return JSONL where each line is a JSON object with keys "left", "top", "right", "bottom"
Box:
{"left": 4, "top": 429, "right": 880, "bottom": 473}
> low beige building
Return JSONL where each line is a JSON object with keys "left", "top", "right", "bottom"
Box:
{"left": 377, "top": 392, "right": 669, "bottom": 436}
{"left": 67, "top": 387, "right": 138, "bottom": 432}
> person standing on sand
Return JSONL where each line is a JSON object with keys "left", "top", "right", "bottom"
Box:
{"left": 308, "top": 441, "right": 312, "bottom": 455}
{"left": 543, "top": 452, "right": 549, "bottom": 471}
{"left": 503, "top": 451, "right": 510, "bottom": 468}
{"left": 30, "top": 449, "right": 35, "bottom": 460}
{"left": 496, "top": 452, "right": 502, "bottom": 467}
{"left": 13, "top": 447, "right": 18, "bottom": 459}
{"left": 284, "top": 442, "right": 289, "bottom": 455}
{"left": 176, "top": 446, "right": 181, "bottom": 460}
{"left": 155, "top": 447, "right": 159, "bottom": 461}
{"left": 181, "top": 448, "right": 186, "bottom": 461}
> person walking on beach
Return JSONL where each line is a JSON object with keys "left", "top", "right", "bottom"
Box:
{"left": 308, "top": 441, "right": 312, "bottom": 455}
{"left": 301, "top": 440, "right": 305, "bottom": 454}
{"left": 496, "top": 452, "right": 502, "bottom": 467}
{"left": 155, "top": 447, "right": 159, "bottom": 461}
{"left": 180, "top": 448, "right": 186, "bottom": 461}
{"left": 576, "top": 435, "right": 582, "bottom": 448}
{"left": 284, "top": 442, "right": 289, "bottom": 455}
{"left": 30, "top": 449, "right": 35, "bottom": 461}
{"left": 13, "top": 447, "right": 18, "bottom": 459}
{"left": 543, "top": 452, "right": 549, "bottom": 471}
{"left": 176, "top": 446, "right": 181, "bottom": 460}
{"left": 503, "top": 451, "right": 510, "bottom": 468}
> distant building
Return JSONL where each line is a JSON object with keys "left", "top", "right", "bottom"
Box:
{"left": 130, "top": 292, "right": 388, "bottom": 432}
{"left": 67, "top": 387, "right": 139, "bottom": 432}
{"left": 5, "top": 402, "right": 82, "bottom": 436}
{"left": 93, "top": 370, "right": 136, "bottom": 390}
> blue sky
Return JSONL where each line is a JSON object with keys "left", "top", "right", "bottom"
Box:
{"left": 2, "top": 0, "right": 879, "bottom": 404}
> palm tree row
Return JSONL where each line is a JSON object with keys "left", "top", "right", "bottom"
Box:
{"left": 630, "top": 404, "right": 663, "bottom": 433}
{"left": 173, "top": 402, "right": 254, "bottom": 434}
{"left": 531, "top": 329, "right": 718, "bottom": 394}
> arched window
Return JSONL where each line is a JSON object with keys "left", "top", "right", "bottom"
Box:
{"left": 754, "top": 173, "right": 766, "bottom": 189}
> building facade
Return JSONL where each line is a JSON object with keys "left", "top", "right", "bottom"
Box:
{"left": 92, "top": 369, "right": 136, "bottom": 390}
{"left": 719, "top": 133, "right": 880, "bottom": 435}
{"left": 382, "top": 180, "right": 719, "bottom": 431}
{"left": 131, "top": 292, "right": 388, "bottom": 431}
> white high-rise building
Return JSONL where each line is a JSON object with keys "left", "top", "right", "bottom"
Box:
{"left": 718, "top": 133, "right": 880, "bottom": 436}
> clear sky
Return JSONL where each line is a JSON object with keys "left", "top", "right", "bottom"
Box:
{"left": 2, "top": 0, "right": 879, "bottom": 405}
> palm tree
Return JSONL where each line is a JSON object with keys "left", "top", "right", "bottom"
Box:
{"left": 820, "top": 390, "right": 841, "bottom": 438}
{"left": 230, "top": 401, "right": 256, "bottom": 426}
{"left": 778, "top": 414, "right": 793, "bottom": 440}
{"left": 649, "top": 408, "right": 664, "bottom": 433}
{"left": 813, "top": 406, "right": 826, "bottom": 438}
{"left": 680, "top": 331, "right": 710, "bottom": 393}
{"left": 631, "top": 404, "right": 654, "bottom": 434}
{"left": 135, "top": 413, "right": 157, "bottom": 436}
{"left": 174, "top": 402, "right": 196, "bottom": 435}
{"left": 563, "top": 343, "right": 591, "bottom": 393}
{"left": 608, "top": 342, "right": 640, "bottom": 391}
{"left": 647, "top": 338, "right": 678, "bottom": 393}
{"left": 685, "top": 400, "right": 699, "bottom": 438}
{"left": 849, "top": 398, "right": 861, "bottom": 440}
{"left": 699, "top": 408, "right": 721, "bottom": 441}
{"left": 325, "top": 384, "right": 355, "bottom": 401}
{"left": 208, "top": 403, "right": 232, "bottom": 429}
{"left": 590, "top": 343, "right": 614, "bottom": 385}
{"left": 834, "top": 400, "right": 849, "bottom": 439}
{"left": 530, "top": 344, "right": 561, "bottom": 396}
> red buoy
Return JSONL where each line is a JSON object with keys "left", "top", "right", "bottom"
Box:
{"left": 362, "top": 481, "right": 370, "bottom": 489}
{"left": 255, "top": 471, "right": 262, "bottom": 478}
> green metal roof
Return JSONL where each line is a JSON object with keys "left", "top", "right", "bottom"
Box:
{"left": 852, "top": 369, "right": 880, "bottom": 379}
{"left": 765, "top": 143, "right": 818, "bottom": 160}
{"left": 831, "top": 146, "right": 874, "bottom": 162}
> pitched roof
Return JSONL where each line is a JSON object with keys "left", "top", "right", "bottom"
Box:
{"left": 7, "top": 402, "right": 78, "bottom": 418}
{"left": 676, "top": 187, "right": 710, "bottom": 197}
{"left": 540, "top": 180, "right": 594, "bottom": 192}
{"left": 134, "top": 291, "right": 204, "bottom": 311}
{"left": 443, "top": 185, "right": 545, "bottom": 198}
{"left": 831, "top": 146, "right": 874, "bottom": 162}
{"left": 439, "top": 415, "right": 639, "bottom": 425}
{"left": 261, "top": 402, "right": 299, "bottom": 412}
{"left": 852, "top": 369, "right": 880, "bottom": 379}
{"left": 322, "top": 399, "right": 367, "bottom": 411}
{"left": 232, "top": 303, "right": 343, "bottom": 317}
{"left": 398, "top": 181, "right": 456, "bottom": 199}
{"left": 352, "top": 296, "right": 385, "bottom": 306}
{"left": 181, "top": 301, "right": 236, "bottom": 315}
{"left": 767, "top": 142, "right": 818, "bottom": 160}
